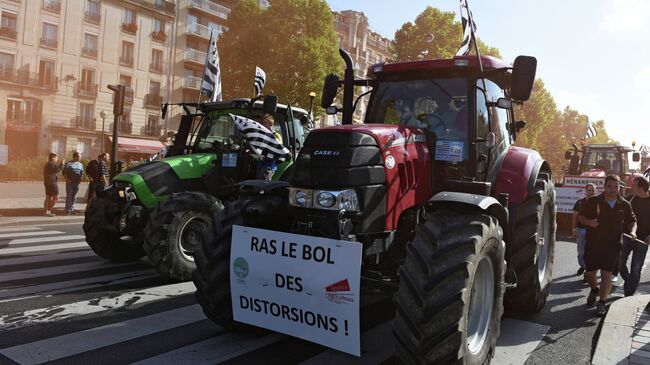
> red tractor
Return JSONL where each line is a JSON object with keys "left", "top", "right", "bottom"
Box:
{"left": 193, "top": 49, "right": 555, "bottom": 364}
{"left": 565, "top": 143, "right": 642, "bottom": 190}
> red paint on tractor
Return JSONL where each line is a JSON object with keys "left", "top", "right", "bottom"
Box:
{"left": 494, "top": 146, "right": 542, "bottom": 204}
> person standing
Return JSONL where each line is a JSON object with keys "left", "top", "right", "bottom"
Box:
{"left": 62, "top": 152, "right": 84, "bottom": 215}
{"left": 85, "top": 156, "right": 99, "bottom": 203}
{"left": 43, "top": 153, "right": 64, "bottom": 217}
{"left": 579, "top": 174, "right": 637, "bottom": 316}
{"left": 572, "top": 183, "right": 596, "bottom": 279}
{"left": 256, "top": 114, "right": 282, "bottom": 180}
{"left": 94, "top": 153, "right": 110, "bottom": 193}
{"left": 619, "top": 176, "right": 650, "bottom": 296}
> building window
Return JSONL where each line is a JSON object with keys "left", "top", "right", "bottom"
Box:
{"left": 51, "top": 136, "right": 66, "bottom": 156}
{"left": 85, "top": 0, "right": 101, "bottom": 24}
{"left": 122, "top": 9, "right": 137, "bottom": 33}
{"left": 76, "top": 68, "right": 97, "bottom": 97}
{"left": 43, "top": 0, "right": 61, "bottom": 13}
{"left": 146, "top": 115, "right": 160, "bottom": 136}
{"left": 119, "top": 74, "right": 133, "bottom": 103}
{"left": 120, "top": 41, "right": 134, "bottom": 67}
{"left": 78, "top": 102, "right": 95, "bottom": 129}
{"left": 147, "top": 81, "right": 161, "bottom": 107}
{"left": 41, "top": 22, "right": 58, "bottom": 48}
{"left": 76, "top": 138, "right": 91, "bottom": 158}
{"left": 152, "top": 18, "right": 167, "bottom": 42}
{"left": 0, "top": 11, "right": 18, "bottom": 41}
{"left": 120, "top": 108, "right": 132, "bottom": 134}
{"left": 0, "top": 51, "right": 15, "bottom": 73}
{"left": 82, "top": 33, "right": 98, "bottom": 57}
{"left": 150, "top": 49, "right": 163, "bottom": 73}
{"left": 38, "top": 59, "right": 55, "bottom": 87}
{"left": 6, "top": 99, "right": 42, "bottom": 123}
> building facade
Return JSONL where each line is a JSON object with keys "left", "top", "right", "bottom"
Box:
{"left": 0, "top": 0, "right": 174, "bottom": 162}
{"left": 333, "top": 10, "right": 392, "bottom": 121}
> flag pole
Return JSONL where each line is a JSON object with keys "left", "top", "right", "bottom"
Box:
{"left": 197, "top": 29, "right": 214, "bottom": 107}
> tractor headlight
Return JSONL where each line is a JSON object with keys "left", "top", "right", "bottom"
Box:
{"left": 337, "top": 189, "right": 360, "bottom": 211}
{"left": 317, "top": 192, "right": 336, "bottom": 208}
{"left": 116, "top": 182, "right": 137, "bottom": 202}
{"left": 290, "top": 188, "right": 312, "bottom": 207}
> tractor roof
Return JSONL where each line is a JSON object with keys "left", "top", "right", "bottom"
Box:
{"left": 200, "top": 98, "right": 308, "bottom": 115}
{"left": 367, "top": 55, "right": 511, "bottom": 78}
{"left": 584, "top": 144, "right": 634, "bottom": 152}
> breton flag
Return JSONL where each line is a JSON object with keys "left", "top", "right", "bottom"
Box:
{"left": 584, "top": 119, "right": 597, "bottom": 139}
{"left": 456, "top": 0, "right": 477, "bottom": 57}
{"left": 254, "top": 66, "right": 266, "bottom": 96}
{"left": 230, "top": 114, "right": 291, "bottom": 162}
{"left": 200, "top": 30, "right": 222, "bottom": 102}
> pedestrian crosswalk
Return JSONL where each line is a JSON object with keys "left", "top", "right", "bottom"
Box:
{"left": 0, "top": 224, "right": 548, "bottom": 365}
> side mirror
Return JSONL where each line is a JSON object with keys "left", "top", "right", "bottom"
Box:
{"left": 263, "top": 95, "right": 278, "bottom": 115}
{"left": 565, "top": 150, "right": 573, "bottom": 160}
{"left": 325, "top": 106, "right": 338, "bottom": 115}
{"left": 633, "top": 152, "right": 641, "bottom": 162}
{"left": 496, "top": 98, "right": 512, "bottom": 109}
{"left": 511, "top": 55, "right": 537, "bottom": 101}
{"left": 321, "top": 73, "right": 340, "bottom": 108}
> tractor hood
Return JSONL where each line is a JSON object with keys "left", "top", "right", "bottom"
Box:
{"left": 113, "top": 153, "right": 217, "bottom": 208}
{"left": 314, "top": 124, "right": 428, "bottom": 149}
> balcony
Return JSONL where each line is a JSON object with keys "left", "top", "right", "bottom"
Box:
{"left": 188, "top": 0, "right": 230, "bottom": 20}
{"left": 119, "top": 121, "right": 132, "bottom": 134}
{"left": 186, "top": 22, "right": 211, "bottom": 39}
{"left": 0, "top": 68, "right": 58, "bottom": 90}
{"left": 75, "top": 82, "right": 98, "bottom": 98}
{"left": 124, "top": 87, "right": 134, "bottom": 104}
{"left": 85, "top": 11, "right": 101, "bottom": 24}
{"left": 152, "top": 31, "right": 167, "bottom": 42}
{"left": 184, "top": 48, "right": 206, "bottom": 65}
{"left": 40, "top": 37, "right": 58, "bottom": 49}
{"left": 120, "top": 56, "right": 134, "bottom": 67}
{"left": 122, "top": 22, "right": 138, "bottom": 34}
{"left": 42, "top": 0, "right": 61, "bottom": 13}
{"left": 82, "top": 47, "right": 98, "bottom": 58}
{"left": 0, "top": 27, "right": 17, "bottom": 41}
{"left": 72, "top": 116, "right": 96, "bottom": 130}
{"left": 183, "top": 76, "right": 201, "bottom": 89}
{"left": 143, "top": 124, "right": 162, "bottom": 137}
{"left": 145, "top": 93, "right": 162, "bottom": 108}
{"left": 124, "top": 0, "right": 175, "bottom": 16}
{"left": 150, "top": 62, "right": 163, "bottom": 74}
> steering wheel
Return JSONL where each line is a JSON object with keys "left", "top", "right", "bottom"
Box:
{"left": 417, "top": 113, "right": 445, "bottom": 132}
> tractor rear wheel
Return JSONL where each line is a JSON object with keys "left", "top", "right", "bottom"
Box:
{"left": 143, "top": 192, "right": 221, "bottom": 281}
{"left": 504, "top": 174, "right": 556, "bottom": 313}
{"left": 193, "top": 200, "right": 243, "bottom": 330}
{"left": 83, "top": 196, "right": 145, "bottom": 262}
{"left": 393, "top": 212, "right": 506, "bottom": 365}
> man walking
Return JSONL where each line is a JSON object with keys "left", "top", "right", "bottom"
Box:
{"left": 572, "top": 183, "right": 596, "bottom": 280}
{"left": 579, "top": 174, "right": 637, "bottom": 316}
{"left": 619, "top": 176, "right": 650, "bottom": 297}
{"left": 43, "top": 153, "right": 64, "bottom": 217}
{"left": 94, "top": 153, "right": 110, "bottom": 193}
{"left": 63, "top": 152, "right": 84, "bottom": 215}
{"left": 85, "top": 156, "right": 99, "bottom": 203}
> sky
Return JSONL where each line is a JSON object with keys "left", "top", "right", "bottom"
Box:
{"left": 326, "top": 0, "right": 650, "bottom": 149}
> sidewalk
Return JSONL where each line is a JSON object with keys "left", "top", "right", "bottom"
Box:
{"left": 592, "top": 295, "right": 650, "bottom": 364}
{"left": 0, "top": 181, "right": 88, "bottom": 217}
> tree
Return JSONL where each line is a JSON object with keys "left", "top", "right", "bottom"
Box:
{"left": 218, "top": 0, "right": 341, "bottom": 108}
{"left": 392, "top": 6, "right": 501, "bottom": 62}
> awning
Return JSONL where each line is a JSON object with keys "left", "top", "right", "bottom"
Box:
{"left": 108, "top": 137, "right": 166, "bottom": 154}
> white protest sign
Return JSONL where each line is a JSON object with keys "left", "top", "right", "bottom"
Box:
{"left": 554, "top": 187, "right": 586, "bottom": 213}
{"left": 230, "top": 225, "right": 362, "bottom": 356}
{"left": 563, "top": 175, "right": 605, "bottom": 188}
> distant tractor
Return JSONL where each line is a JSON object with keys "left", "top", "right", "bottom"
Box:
{"left": 83, "top": 98, "right": 309, "bottom": 281}
{"left": 194, "top": 48, "right": 555, "bottom": 364}
{"left": 565, "top": 143, "right": 641, "bottom": 189}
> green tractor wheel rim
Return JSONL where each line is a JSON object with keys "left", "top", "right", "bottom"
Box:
{"left": 178, "top": 216, "right": 204, "bottom": 262}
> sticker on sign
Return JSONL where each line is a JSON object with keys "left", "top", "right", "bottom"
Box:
{"left": 229, "top": 225, "right": 362, "bottom": 356}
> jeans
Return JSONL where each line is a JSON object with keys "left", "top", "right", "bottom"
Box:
{"left": 65, "top": 183, "right": 80, "bottom": 213}
{"left": 619, "top": 235, "right": 649, "bottom": 296}
{"left": 577, "top": 228, "right": 586, "bottom": 269}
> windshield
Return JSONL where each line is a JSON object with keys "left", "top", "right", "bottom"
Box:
{"left": 194, "top": 113, "right": 237, "bottom": 151}
{"left": 365, "top": 77, "right": 468, "bottom": 138}
{"left": 582, "top": 150, "right": 624, "bottom": 175}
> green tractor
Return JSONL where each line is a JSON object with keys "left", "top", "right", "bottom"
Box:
{"left": 83, "top": 97, "right": 309, "bottom": 280}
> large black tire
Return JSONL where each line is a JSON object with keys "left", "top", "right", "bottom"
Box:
{"left": 83, "top": 196, "right": 145, "bottom": 262}
{"left": 193, "top": 200, "right": 243, "bottom": 330}
{"left": 393, "top": 212, "right": 506, "bottom": 365}
{"left": 143, "top": 192, "right": 222, "bottom": 281}
{"left": 504, "top": 174, "right": 556, "bottom": 313}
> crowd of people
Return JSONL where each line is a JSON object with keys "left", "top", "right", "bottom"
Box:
{"left": 42, "top": 152, "right": 111, "bottom": 217}
{"left": 572, "top": 174, "right": 650, "bottom": 316}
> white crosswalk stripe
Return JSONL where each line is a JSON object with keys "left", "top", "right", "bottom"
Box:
{"left": 0, "top": 226, "right": 42, "bottom": 233}
{"left": 0, "top": 224, "right": 547, "bottom": 365}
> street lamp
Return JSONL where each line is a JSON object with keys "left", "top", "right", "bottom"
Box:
{"left": 99, "top": 110, "right": 107, "bottom": 152}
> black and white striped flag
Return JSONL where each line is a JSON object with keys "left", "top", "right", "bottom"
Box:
{"left": 200, "top": 30, "right": 222, "bottom": 102}
{"left": 456, "top": 0, "right": 477, "bottom": 57}
{"left": 254, "top": 66, "right": 266, "bottom": 96}
{"left": 584, "top": 120, "right": 597, "bottom": 139}
{"left": 230, "top": 114, "right": 291, "bottom": 162}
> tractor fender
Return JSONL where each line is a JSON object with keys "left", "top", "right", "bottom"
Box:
{"left": 427, "top": 191, "right": 509, "bottom": 245}
{"left": 494, "top": 146, "right": 550, "bottom": 205}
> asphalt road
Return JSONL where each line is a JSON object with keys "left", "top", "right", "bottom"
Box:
{"left": 0, "top": 221, "right": 648, "bottom": 365}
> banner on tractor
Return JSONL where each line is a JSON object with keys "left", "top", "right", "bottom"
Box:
{"left": 562, "top": 175, "right": 606, "bottom": 188}
{"left": 230, "top": 225, "right": 362, "bottom": 356}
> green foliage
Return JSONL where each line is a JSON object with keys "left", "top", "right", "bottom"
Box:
{"left": 219, "top": 0, "right": 341, "bottom": 110}
{"left": 392, "top": 6, "right": 501, "bottom": 62}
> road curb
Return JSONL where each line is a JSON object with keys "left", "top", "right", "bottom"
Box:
{"left": 592, "top": 294, "right": 650, "bottom": 364}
